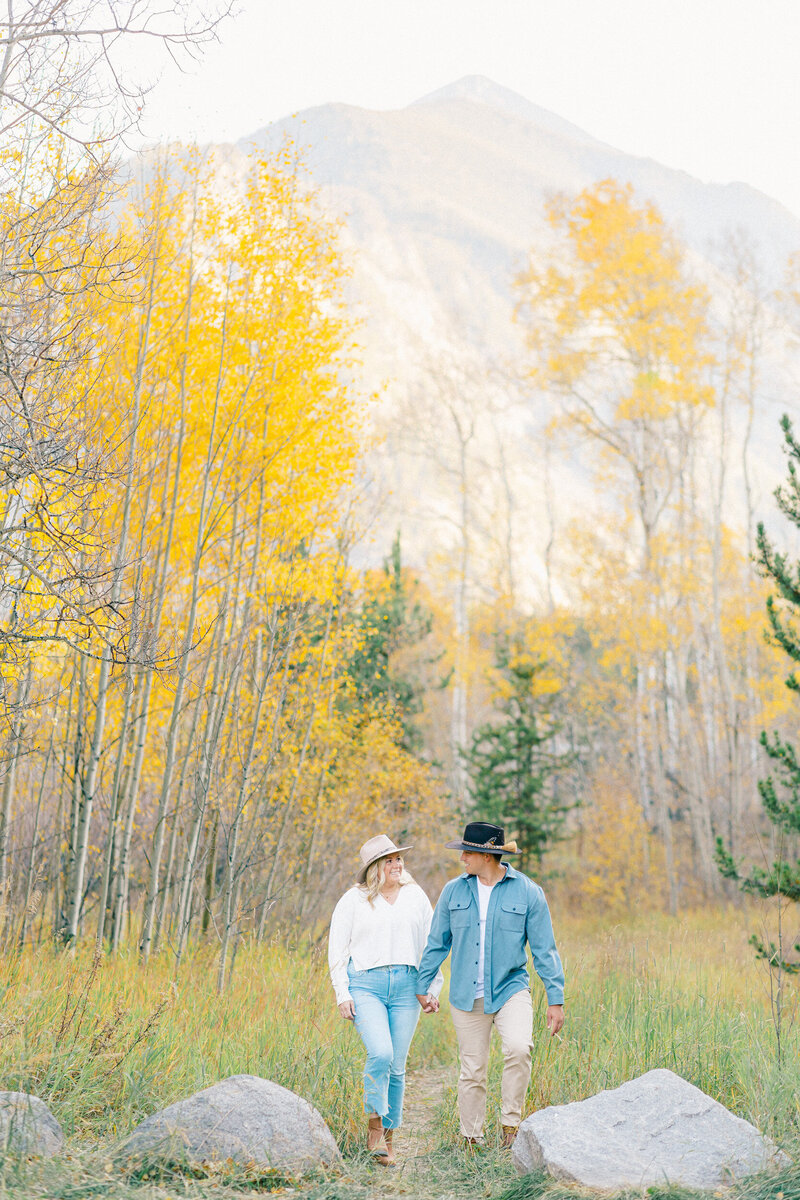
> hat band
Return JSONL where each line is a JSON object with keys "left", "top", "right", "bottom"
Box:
{"left": 461, "top": 838, "right": 518, "bottom": 852}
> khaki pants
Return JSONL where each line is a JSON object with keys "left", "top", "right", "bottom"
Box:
{"left": 450, "top": 990, "right": 533, "bottom": 1137}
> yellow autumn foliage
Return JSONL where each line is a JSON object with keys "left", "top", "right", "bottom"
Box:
{"left": 569, "top": 773, "right": 669, "bottom": 913}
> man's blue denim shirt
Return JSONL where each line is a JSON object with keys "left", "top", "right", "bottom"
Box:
{"left": 416, "top": 864, "right": 565, "bottom": 1014}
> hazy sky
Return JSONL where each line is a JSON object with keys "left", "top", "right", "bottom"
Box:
{"left": 134, "top": 0, "right": 800, "bottom": 218}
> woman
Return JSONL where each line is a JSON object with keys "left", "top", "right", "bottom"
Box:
{"left": 328, "top": 834, "right": 442, "bottom": 1165}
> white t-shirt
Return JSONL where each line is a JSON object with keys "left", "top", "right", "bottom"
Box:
{"left": 475, "top": 879, "right": 495, "bottom": 999}
{"left": 328, "top": 882, "right": 444, "bottom": 1004}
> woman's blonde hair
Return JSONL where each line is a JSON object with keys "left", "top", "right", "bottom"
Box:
{"left": 361, "top": 856, "right": 414, "bottom": 904}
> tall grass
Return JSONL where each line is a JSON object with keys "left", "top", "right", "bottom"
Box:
{"left": 542, "top": 909, "right": 800, "bottom": 1142}
{"left": 0, "top": 940, "right": 367, "bottom": 1150}
{"left": 412, "top": 906, "right": 800, "bottom": 1152}
{"left": 0, "top": 905, "right": 798, "bottom": 1197}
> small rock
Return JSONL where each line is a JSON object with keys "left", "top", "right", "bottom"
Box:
{"left": 118, "top": 1074, "right": 341, "bottom": 1173}
{"left": 513, "top": 1068, "right": 788, "bottom": 1190}
{"left": 0, "top": 1092, "right": 63, "bottom": 1158}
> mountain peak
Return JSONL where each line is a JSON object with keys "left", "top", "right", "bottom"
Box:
{"left": 412, "top": 75, "right": 530, "bottom": 109}
{"left": 409, "top": 75, "right": 603, "bottom": 146}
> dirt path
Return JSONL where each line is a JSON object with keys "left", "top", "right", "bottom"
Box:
{"left": 394, "top": 1064, "right": 455, "bottom": 1167}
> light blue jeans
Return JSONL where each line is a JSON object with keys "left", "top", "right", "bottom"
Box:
{"left": 347, "top": 964, "right": 421, "bottom": 1129}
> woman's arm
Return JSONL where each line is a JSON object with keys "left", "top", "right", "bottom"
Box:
{"left": 328, "top": 890, "right": 356, "bottom": 1008}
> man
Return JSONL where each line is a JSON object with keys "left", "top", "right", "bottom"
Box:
{"left": 416, "top": 822, "right": 565, "bottom": 1149}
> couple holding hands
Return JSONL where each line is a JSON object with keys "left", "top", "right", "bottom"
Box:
{"left": 328, "top": 822, "right": 565, "bottom": 1165}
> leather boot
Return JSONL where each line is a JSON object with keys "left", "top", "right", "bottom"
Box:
{"left": 501, "top": 1124, "right": 518, "bottom": 1149}
{"left": 383, "top": 1128, "right": 396, "bottom": 1165}
{"left": 367, "top": 1115, "right": 389, "bottom": 1162}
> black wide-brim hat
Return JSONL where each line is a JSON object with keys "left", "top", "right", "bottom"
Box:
{"left": 445, "top": 822, "right": 519, "bottom": 855}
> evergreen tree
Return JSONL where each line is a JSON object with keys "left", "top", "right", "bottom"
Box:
{"left": 343, "top": 534, "right": 438, "bottom": 754}
{"left": 465, "top": 640, "right": 572, "bottom": 874}
{"left": 715, "top": 415, "right": 800, "bottom": 1059}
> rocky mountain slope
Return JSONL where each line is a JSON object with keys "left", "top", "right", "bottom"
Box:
{"left": 233, "top": 76, "right": 800, "bottom": 593}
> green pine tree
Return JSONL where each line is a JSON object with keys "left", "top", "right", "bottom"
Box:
{"left": 715, "top": 414, "right": 800, "bottom": 1060}
{"left": 343, "top": 533, "right": 439, "bottom": 754}
{"left": 465, "top": 640, "right": 573, "bottom": 874}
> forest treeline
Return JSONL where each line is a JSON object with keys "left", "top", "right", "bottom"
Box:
{"left": 0, "top": 140, "right": 455, "bottom": 983}
{"left": 2, "top": 5, "right": 800, "bottom": 981}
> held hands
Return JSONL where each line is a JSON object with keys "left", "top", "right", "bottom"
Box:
{"left": 415, "top": 992, "right": 440, "bottom": 1015}
{"left": 546, "top": 1004, "right": 565, "bottom": 1038}
{"left": 338, "top": 999, "right": 356, "bottom": 1020}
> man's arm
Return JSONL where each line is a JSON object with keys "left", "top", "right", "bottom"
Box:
{"left": 546, "top": 1004, "right": 564, "bottom": 1036}
{"left": 416, "top": 887, "right": 454, "bottom": 1001}
{"left": 418, "top": 890, "right": 445, "bottom": 999}
{"left": 525, "top": 885, "right": 565, "bottom": 1010}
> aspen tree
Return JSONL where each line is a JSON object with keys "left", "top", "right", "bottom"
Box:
{"left": 0, "top": 666, "right": 30, "bottom": 889}
{"left": 17, "top": 696, "right": 58, "bottom": 946}
{"left": 0, "top": 1, "right": 229, "bottom": 150}
{"left": 0, "top": 139, "right": 455, "bottom": 946}
{"left": 392, "top": 355, "right": 489, "bottom": 802}
{"left": 518, "top": 180, "right": 716, "bottom": 908}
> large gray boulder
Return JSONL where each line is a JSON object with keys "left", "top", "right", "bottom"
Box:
{"left": 0, "top": 1092, "right": 63, "bottom": 1158}
{"left": 118, "top": 1074, "right": 341, "bottom": 1173}
{"left": 513, "top": 1068, "right": 788, "bottom": 1191}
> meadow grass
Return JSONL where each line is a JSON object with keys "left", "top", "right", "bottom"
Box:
{"left": 0, "top": 906, "right": 798, "bottom": 1197}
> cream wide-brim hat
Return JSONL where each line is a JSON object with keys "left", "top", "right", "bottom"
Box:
{"left": 356, "top": 834, "right": 413, "bottom": 884}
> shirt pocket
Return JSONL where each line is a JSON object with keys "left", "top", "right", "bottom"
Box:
{"left": 448, "top": 897, "right": 471, "bottom": 928}
{"left": 499, "top": 901, "right": 526, "bottom": 932}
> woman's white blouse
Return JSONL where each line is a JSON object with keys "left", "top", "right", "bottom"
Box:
{"left": 328, "top": 882, "right": 444, "bottom": 1004}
